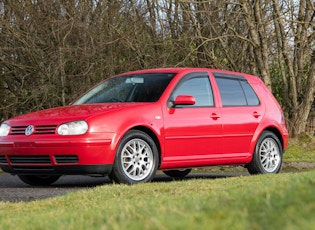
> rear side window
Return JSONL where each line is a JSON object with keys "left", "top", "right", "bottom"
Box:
{"left": 215, "top": 76, "right": 259, "bottom": 106}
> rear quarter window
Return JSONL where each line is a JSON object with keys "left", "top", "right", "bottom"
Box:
{"left": 214, "top": 75, "right": 260, "bottom": 106}
{"left": 239, "top": 81, "right": 260, "bottom": 106}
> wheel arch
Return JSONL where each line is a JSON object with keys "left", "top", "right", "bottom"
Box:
{"left": 262, "top": 127, "right": 285, "bottom": 151}
{"left": 250, "top": 126, "right": 285, "bottom": 160}
{"left": 246, "top": 129, "right": 284, "bottom": 174}
{"left": 109, "top": 126, "right": 161, "bottom": 184}
{"left": 126, "top": 126, "right": 162, "bottom": 167}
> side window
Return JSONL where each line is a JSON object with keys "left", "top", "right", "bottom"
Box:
{"left": 240, "top": 81, "right": 260, "bottom": 106}
{"left": 215, "top": 77, "right": 259, "bottom": 106}
{"left": 171, "top": 75, "right": 214, "bottom": 107}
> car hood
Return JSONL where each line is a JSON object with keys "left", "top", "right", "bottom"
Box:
{"left": 7, "top": 103, "right": 140, "bottom": 123}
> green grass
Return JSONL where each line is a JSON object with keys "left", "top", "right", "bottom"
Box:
{"left": 1, "top": 170, "right": 315, "bottom": 230}
{"left": 0, "top": 135, "right": 314, "bottom": 229}
{"left": 284, "top": 134, "right": 315, "bottom": 162}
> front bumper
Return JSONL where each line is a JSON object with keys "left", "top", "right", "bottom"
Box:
{"left": 0, "top": 134, "right": 116, "bottom": 176}
{"left": 0, "top": 164, "right": 112, "bottom": 175}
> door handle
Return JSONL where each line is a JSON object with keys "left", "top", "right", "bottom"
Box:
{"left": 253, "top": 111, "right": 261, "bottom": 118}
{"left": 210, "top": 113, "right": 220, "bottom": 120}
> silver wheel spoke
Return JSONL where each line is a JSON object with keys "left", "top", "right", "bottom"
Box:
{"left": 259, "top": 138, "right": 281, "bottom": 172}
{"left": 121, "top": 138, "right": 154, "bottom": 181}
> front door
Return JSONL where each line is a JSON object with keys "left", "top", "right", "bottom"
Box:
{"left": 162, "top": 72, "right": 222, "bottom": 168}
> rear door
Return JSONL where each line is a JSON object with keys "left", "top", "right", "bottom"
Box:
{"left": 213, "top": 73, "right": 265, "bottom": 155}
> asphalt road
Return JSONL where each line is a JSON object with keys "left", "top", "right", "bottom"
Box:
{"left": 0, "top": 171, "right": 249, "bottom": 203}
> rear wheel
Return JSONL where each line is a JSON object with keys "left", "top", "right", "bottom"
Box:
{"left": 163, "top": 169, "right": 191, "bottom": 179}
{"left": 18, "top": 175, "right": 60, "bottom": 186}
{"left": 109, "top": 130, "right": 159, "bottom": 184}
{"left": 247, "top": 131, "right": 282, "bottom": 174}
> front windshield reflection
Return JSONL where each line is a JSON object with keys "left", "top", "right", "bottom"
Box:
{"left": 73, "top": 73, "right": 176, "bottom": 105}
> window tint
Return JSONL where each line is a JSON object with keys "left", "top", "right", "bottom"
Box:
{"left": 171, "top": 75, "right": 214, "bottom": 107}
{"left": 215, "top": 77, "right": 259, "bottom": 106}
{"left": 240, "top": 81, "right": 260, "bottom": 105}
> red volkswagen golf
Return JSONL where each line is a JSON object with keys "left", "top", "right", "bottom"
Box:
{"left": 0, "top": 68, "right": 289, "bottom": 185}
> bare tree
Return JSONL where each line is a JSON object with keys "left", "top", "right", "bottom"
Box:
{"left": 178, "top": 0, "right": 314, "bottom": 136}
{"left": 271, "top": 0, "right": 315, "bottom": 136}
{"left": 0, "top": 0, "right": 314, "bottom": 135}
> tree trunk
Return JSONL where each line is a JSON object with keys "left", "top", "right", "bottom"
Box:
{"left": 241, "top": 0, "right": 272, "bottom": 90}
{"left": 272, "top": 0, "right": 315, "bottom": 136}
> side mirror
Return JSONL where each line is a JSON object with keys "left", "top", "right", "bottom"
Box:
{"left": 171, "top": 95, "right": 196, "bottom": 107}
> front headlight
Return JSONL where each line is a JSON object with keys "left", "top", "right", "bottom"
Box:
{"left": 0, "top": 123, "right": 10, "bottom": 137}
{"left": 57, "top": 121, "right": 88, "bottom": 136}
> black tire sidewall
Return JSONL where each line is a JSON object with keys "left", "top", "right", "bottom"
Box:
{"left": 110, "top": 130, "right": 159, "bottom": 184}
{"left": 253, "top": 131, "right": 283, "bottom": 174}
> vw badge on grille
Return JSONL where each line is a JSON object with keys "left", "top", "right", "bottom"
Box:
{"left": 25, "top": 125, "right": 35, "bottom": 136}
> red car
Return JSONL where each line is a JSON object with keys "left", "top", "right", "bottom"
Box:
{"left": 0, "top": 68, "right": 289, "bottom": 185}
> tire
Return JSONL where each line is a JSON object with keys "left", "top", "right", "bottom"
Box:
{"left": 109, "top": 130, "right": 159, "bottom": 184}
{"left": 163, "top": 169, "right": 191, "bottom": 179}
{"left": 18, "top": 175, "right": 61, "bottom": 186}
{"left": 247, "top": 131, "right": 283, "bottom": 174}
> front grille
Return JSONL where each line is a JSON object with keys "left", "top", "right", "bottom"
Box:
{"left": 54, "top": 155, "right": 79, "bottom": 164}
{"left": 10, "top": 126, "right": 27, "bottom": 135}
{"left": 10, "top": 125, "right": 57, "bottom": 135}
{"left": 34, "top": 125, "right": 57, "bottom": 134}
{"left": 0, "top": 155, "right": 8, "bottom": 163}
{"left": 9, "top": 155, "right": 51, "bottom": 164}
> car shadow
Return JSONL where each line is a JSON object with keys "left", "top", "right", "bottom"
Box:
{"left": 0, "top": 172, "right": 249, "bottom": 202}
{"left": 53, "top": 171, "right": 249, "bottom": 188}
{"left": 153, "top": 171, "right": 249, "bottom": 182}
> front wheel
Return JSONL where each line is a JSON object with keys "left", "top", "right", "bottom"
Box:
{"left": 18, "top": 175, "right": 61, "bottom": 186}
{"left": 247, "top": 131, "right": 282, "bottom": 174}
{"left": 109, "top": 130, "right": 159, "bottom": 184}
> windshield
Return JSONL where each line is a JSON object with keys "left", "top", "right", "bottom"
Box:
{"left": 73, "top": 73, "right": 176, "bottom": 105}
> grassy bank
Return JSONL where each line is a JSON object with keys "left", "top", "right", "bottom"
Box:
{"left": 0, "top": 135, "right": 314, "bottom": 229}
{"left": 284, "top": 134, "right": 315, "bottom": 162}
{"left": 1, "top": 170, "right": 315, "bottom": 229}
